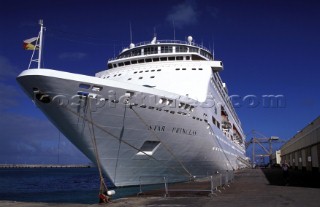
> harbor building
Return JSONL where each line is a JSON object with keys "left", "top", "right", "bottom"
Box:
{"left": 280, "top": 116, "right": 320, "bottom": 172}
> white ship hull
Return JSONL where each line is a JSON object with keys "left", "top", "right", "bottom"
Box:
{"left": 17, "top": 69, "right": 246, "bottom": 186}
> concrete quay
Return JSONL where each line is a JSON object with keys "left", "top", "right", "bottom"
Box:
{"left": 0, "top": 164, "right": 91, "bottom": 168}
{"left": 1, "top": 168, "right": 320, "bottom": 207}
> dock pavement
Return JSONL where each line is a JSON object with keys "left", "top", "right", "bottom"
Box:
{"left": 1, "top": 168, "right": 319, "bottom": 207}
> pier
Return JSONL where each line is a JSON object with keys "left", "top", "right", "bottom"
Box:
{"left": 1, "top": 167, "right": 319, "bottom": 206}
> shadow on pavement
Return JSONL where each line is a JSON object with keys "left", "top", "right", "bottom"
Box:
{"left": 261, "top": 167, "right": 320, "bottom": 188}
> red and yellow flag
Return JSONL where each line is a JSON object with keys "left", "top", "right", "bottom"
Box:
{"left": 23, "top": 37, "right": 38, "bottom": 50}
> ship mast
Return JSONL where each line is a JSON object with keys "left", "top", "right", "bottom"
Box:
{"left": 38, "top": 19, "right": 44, "bottom": 69}
{"left": 27, "top": 19, "right": 45, "bottom": 69}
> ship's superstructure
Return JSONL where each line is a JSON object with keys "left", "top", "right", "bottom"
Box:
{"left": 17, "top": 22, "right": 248, "bottom": 187}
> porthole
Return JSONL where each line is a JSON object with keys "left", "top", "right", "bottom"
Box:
{"left": 79, "top": 83, "right": 91, "bottom": 89}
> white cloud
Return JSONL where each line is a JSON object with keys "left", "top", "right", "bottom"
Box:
{"left": 58, "top": 52, "right": 87, "bottom": 60}
{"left": 0, "top": 56, "right": 18, "bottom": 80}
{"left": 0, "top": 83, "right": 20, "bottom": 110}
{"left": 0, "top": 113, "right": 89, "bottom": 164}
{"left": 166, "top": 1, "right": 199, "bottom": 28}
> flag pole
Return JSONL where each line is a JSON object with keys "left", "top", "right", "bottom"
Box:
{"left": 38, "top": 19, "right": 44, "bottom": 69}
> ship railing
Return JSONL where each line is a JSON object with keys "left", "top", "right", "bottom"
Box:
{"left": 137, "top": 176, "right": 168, "bottom": 197}
{"left": 134, "top": 39, "right": 210, "bottom": 52}
{"left": 137, "top": 170, "right": 234, "bottom": 198}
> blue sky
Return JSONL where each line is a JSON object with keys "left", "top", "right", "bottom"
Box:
{"left": 0, "top": 0, "right": 319, "bottom": 164}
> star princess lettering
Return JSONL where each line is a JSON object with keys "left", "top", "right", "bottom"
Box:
{"left": 148, "top": 125, "right": 197, "bottom": 136}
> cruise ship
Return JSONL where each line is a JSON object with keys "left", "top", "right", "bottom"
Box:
{"left": 17, "top": 21, "right": 248, "bottom": 187}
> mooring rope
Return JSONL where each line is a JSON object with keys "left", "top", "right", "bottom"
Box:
{"left": 209, "top": 125, "right": 235, "bottom": 171}
{"left": 86, "top": 100, "right": 108, "bottom": 194}
{"left": 130, "top": 106, "right": 192, "bottom": 178}
{"left": 62, "top": 99, "right": 189, "bottom": 178}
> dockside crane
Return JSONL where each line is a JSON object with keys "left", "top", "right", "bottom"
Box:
{"left": 246, "top": 130, "right": 286, "bottom": 167}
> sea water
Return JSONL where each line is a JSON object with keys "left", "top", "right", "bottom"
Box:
{"left": 0, "top": 168, "right": 143, "bottom": 204}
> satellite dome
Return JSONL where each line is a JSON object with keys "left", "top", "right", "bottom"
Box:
{"left": 187, "top": 36, "right": 193, "bottom": 44}
{"left": 129, "top": 43, "right": 135, "bottom": 49}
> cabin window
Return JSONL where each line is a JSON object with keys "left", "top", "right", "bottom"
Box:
{"left": 176, "top": 68, "right": 180, "bottom": 70}
{"left": 153, "top": 57, "right": 159, "bottom": 62}
{"left": 131, "top": 60, "right": 137, "bottom": 64}
{"left": 113, "top": 64, "right": 117, "bottom": 68}
{"left": 182, "top": 68, "right": 186, "bottom": 70}
{"left": 138, "top": 59, "right": 145, "bottom": 63}
{"left": 151, "top": 69, "right": 155, "bottom": 72}
{"left": 157, "top": 69, "right": 161, "bottom": 71}
{"left": 137, "top": 141, "right": 161, "bottom": 155}
{"left": 176, "top": 46, "right": 187, "bottom": 52}
{"left": 160, "top": 57, "right": 167, "bottom": 61}
{"left": 161, "top": 46, "right": 173, "bottom": 53}
{"left": 139, "top": 77, "right": 143, "bottom": 79}
{"left": 189, "top": 47, "right": 198, "bottom": 52}
{"left": 118, "top": 62, "right": 124, "bottom": 66}
{"left": 168, "top": 57, "right": 175, "bottom": 61}
{"left": 107, "top": 63, "right": 113, "bottom": 69}
{"left": 150, "top": 76, "right": 155, "bottom": 78}
{"left": 192, "top": 68, "right": 196, "bottom": 70}
{"left": 145, "top": 58, "right": 152, "bottom": 62}
{"left": 144, "top": 46, "right": 158, "bottom": 55}
{"left": 124, "top": 61, "right": 130, "bottom": 65}
{"left": 128, "top": 78, "right": 132, "bottom": 80}
{"left": 176, "top": 56, "right": 183, "bottom": 60}
{"left": 186, "top": 56, "right": 190, "bottom": 60}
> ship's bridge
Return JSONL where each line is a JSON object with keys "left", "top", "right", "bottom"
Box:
{"left": 107, "top": 36, "right": 214, "bottom": 69}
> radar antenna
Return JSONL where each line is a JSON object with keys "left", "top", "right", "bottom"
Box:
{"left": 172, "top": 20, "right": 176, "bottom": 40}
{"left": 129, "top": 22, "right": 133, "bottom": 44}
